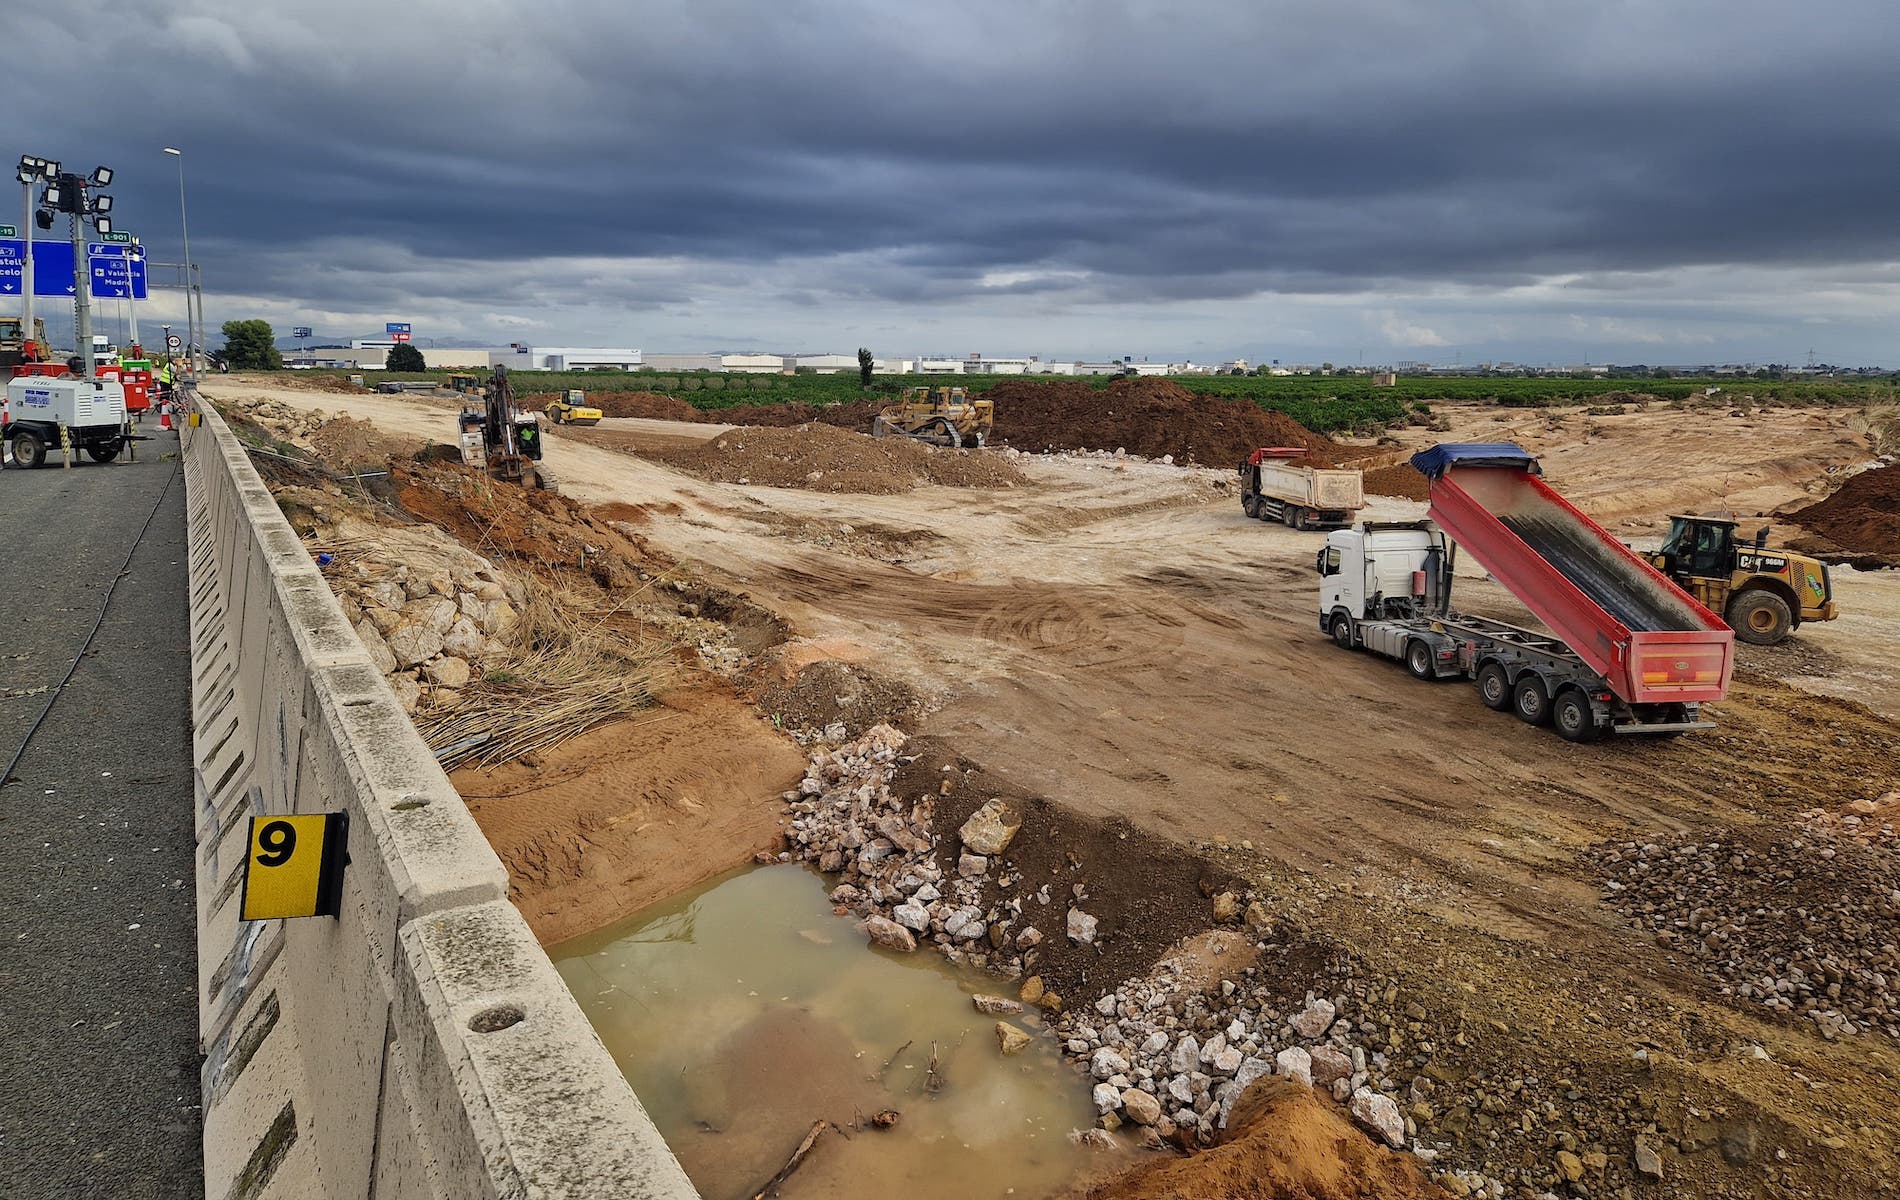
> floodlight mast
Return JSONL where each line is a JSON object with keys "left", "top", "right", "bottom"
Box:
{"left": 16, "top": 155, "right": 52, "bottom": 357}
{"left": 66, "top": 175, "right": 95, "bottom": 376}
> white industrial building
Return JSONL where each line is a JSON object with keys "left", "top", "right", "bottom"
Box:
{"left": 488, "top": 345, "right": 643, "bottom": 371}
{"left": 641, "top": 353, "right": 722, "bottom": 372}
{"left": 792, "top": 353, "right": 860, "bottom": 373}
{"left": 721, "top": 353, "right": 789, "bottom": 373}
{"left": 313, "top": 342, "right": 491, "bottom": 369}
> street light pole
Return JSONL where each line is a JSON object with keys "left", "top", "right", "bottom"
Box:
{"left": 162, "top": 147, "right": 194, "bottom": 381}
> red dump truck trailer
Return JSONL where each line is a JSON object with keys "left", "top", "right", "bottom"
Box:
{"left": 1318, "top": 443, "right": 1734, "bottom": 740}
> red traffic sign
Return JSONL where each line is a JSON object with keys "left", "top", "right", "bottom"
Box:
{"left": 390, "top": 331, "right": 412, "bottom": 343}
{"left": 166, "top": 334, "right": 182, "bottom": 348}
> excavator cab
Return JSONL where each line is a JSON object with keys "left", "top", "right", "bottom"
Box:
{"left": 1650, "top": 515, "right": 1836, "bottom": 645}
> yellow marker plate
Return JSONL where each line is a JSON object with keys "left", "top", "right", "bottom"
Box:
{"left": 239, "top": 813, "right": 348, "bottom": 921}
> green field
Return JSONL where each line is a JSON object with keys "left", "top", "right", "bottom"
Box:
{"left": 335, "top": 368, "right": 1897, "bottom": 436}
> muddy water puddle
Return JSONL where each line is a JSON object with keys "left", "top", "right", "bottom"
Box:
{"left": 555, "top": 864, "right": 1109, "bottom": 1200}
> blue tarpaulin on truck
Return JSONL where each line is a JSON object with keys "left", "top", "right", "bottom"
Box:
{"left": 1409, "top": 442, "right": 1541, "bottom": 479}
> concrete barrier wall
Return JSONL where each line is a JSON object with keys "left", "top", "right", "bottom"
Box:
{"left": 182, "top": 394, "right": 698, "bottom": 1200}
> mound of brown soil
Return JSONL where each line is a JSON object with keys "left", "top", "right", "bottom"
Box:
{"left": 1361, "top": 462, "right": 1431, "bottom": 501}
{"left": 712, "top": 398, "right": 882, "bottom": 430}
{"left": 391, "top": 461, "right": 661, "bottom": 592}
{"left": 520, "top": 390, "right": 704, "bottom": 422}
{"left": 753, "top": 659, "right": 927, "bottom": 735}
{"left": 1078, "top": 1078, "right": 1446, "bottom": 1200}
{"left": 644, "top": 422, "right": 1027, "bottom": 494}
{"left": 982, "top": 377, "right": 1345, "bottom": 466}
{"left": 1786, "top": 462, "right": 1900, "bottom": 566}
{"left": 308, "top": 415, "right": 421, "bottom": 472}
{"left": 589, "top": 391, "right": 706, "bottom": 421}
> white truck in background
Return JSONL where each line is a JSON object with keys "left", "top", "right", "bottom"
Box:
{"left": 3, "top": 375, "right": 129, "bottom": 467}
{"left": 1238, "top": 447, "right": 1364, "bottom": 530}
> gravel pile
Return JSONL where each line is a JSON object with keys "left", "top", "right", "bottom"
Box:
{"left": 780, "top": 732, "right": 1722, "bottom": 1196}
{"left": 1591, "top": 833, "right": 1900, "bottom": 1040}
{"left": 777, "top": 727, "right": 1415, "bottom": 1155}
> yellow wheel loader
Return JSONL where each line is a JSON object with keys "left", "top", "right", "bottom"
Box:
{"left": 1649, "top": 515, "right": 1837, "bottom": 645}
{"left": 871, "top": 386, "right": 993, "bottom": 448}
{"left": 544, "top": 389, "right": 603, "bottom": 426}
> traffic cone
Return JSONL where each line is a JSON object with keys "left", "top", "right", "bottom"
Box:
{"left": 160, "top": 402, "right": 173, "bottom": 431}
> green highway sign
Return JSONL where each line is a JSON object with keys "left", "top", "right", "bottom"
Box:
{"left": 103, "top": 230, "right": 131, "bottom": 243}
{"left": 0, "top": 225, "right": 14, "bottom": 238}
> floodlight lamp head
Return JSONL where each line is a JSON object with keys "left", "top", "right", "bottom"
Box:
{"left": 41, "top": 184, "right": 62, "bottom": 209}
{"left": 94, "top": 216, "right": 112, "bottom": 235}
{"left": 92, "top": 194, "right": 112, "bottom": 213}
{"left": 34, "top": 210, "right": 53, "bottom": 231}
{"left": 90, "top": 166, "right": 112, "bottom": 186}
{"left": 16, "top": 171, "right": 32, "bottom": 185}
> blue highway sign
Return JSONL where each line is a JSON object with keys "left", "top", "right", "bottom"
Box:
{"left": 0, "top": 239, "right": 147, "bottom": 299}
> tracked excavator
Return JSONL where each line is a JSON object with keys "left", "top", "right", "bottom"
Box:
{"left": 456, "top": 363, "right": 556, "bottom": 490}
{"left": 871, "top": 386, "right": 993, "bottom": 448}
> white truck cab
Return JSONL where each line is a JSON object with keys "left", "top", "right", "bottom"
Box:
{"left": 1319, "top": 522, "right": 1447, "bottom": 631}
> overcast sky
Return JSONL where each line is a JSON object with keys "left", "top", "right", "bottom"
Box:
{"left": 19, "top": 0, "right": 1900, "bottom": 364}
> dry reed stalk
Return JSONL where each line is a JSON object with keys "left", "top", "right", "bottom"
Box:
{"left": 417, "top": 581, "right": 675, "bottom": 769}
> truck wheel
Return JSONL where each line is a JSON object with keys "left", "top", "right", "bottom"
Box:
{"left": 1513, "top": 674, "right": 1552, "bottom": 725}
{"left": 1242, "top": 493, "right": 1259, "bottom": 518}
{"left": 1330, "top": 613, "right": 1354, "bottom": 649}
{"left": 12, "top": 432, "right": 46, "bottom": 469}
{"left": 1477, "top": 662, "right": 1512, "bottom": 710}
{"left": 1255, "top": 501, "right": 1275, "bottom": 522}
{"left": 1726, "top": 589, "right": 1792, "bottom": 646}
{"left": 1405, "top": 640, "right": 1436, "bottom": 680}
{"left": 87, "top": 439, "right": 122, "bottom": 463}
{"left": 1553, "top": 689, "right": 1599, "bottom": 743}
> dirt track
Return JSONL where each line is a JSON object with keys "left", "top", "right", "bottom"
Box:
{"left": 209, "top": 380, "right": 1900, "bottom": 901}
{"left": 209, "top": 378, "right": 1900, "bottom": 1197}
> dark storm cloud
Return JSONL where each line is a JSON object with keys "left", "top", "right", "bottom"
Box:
{"left": 16, "top": 0, "right": 1900, "bottom": 349}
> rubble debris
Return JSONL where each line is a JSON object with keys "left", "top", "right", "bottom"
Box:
{"left": 958, "top": 798, "right": 1023, "bottom": 856}
{"left": 1591, "top": 832, "right": 1900, "bottom": 1038}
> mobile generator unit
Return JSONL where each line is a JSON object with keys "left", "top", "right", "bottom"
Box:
{"left": 1319, "top": 443, "right": 1733, "bottom": 741}
{"left": 3, "top": 375, "right": 129, "bottom": 467}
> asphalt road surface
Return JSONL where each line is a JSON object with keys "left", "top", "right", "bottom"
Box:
{"left": 0, "top": 427, "right": 203, "bottom": 1198}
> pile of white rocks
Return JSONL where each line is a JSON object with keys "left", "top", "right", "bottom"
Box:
{"left": 324, "top": 542, "right": 524, "bottom": 713}
{"left": 245, "top": 399, "right": 327, "bottom": 450}
{"left": 778, "top": 726, "right": 1413, "bottom": 1155}
{"left": 1054, "top": 963, "right": 1409, "bottom": 1151}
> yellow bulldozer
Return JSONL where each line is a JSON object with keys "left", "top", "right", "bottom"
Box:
{"left": 1648, "top": 515, "right": 1837, "bottom": 645}
{"left": 544, "top": 389, "right": 603, "bottom": 426}
{"left": 871, "top": 386, "right": 993, "bottom": 448}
